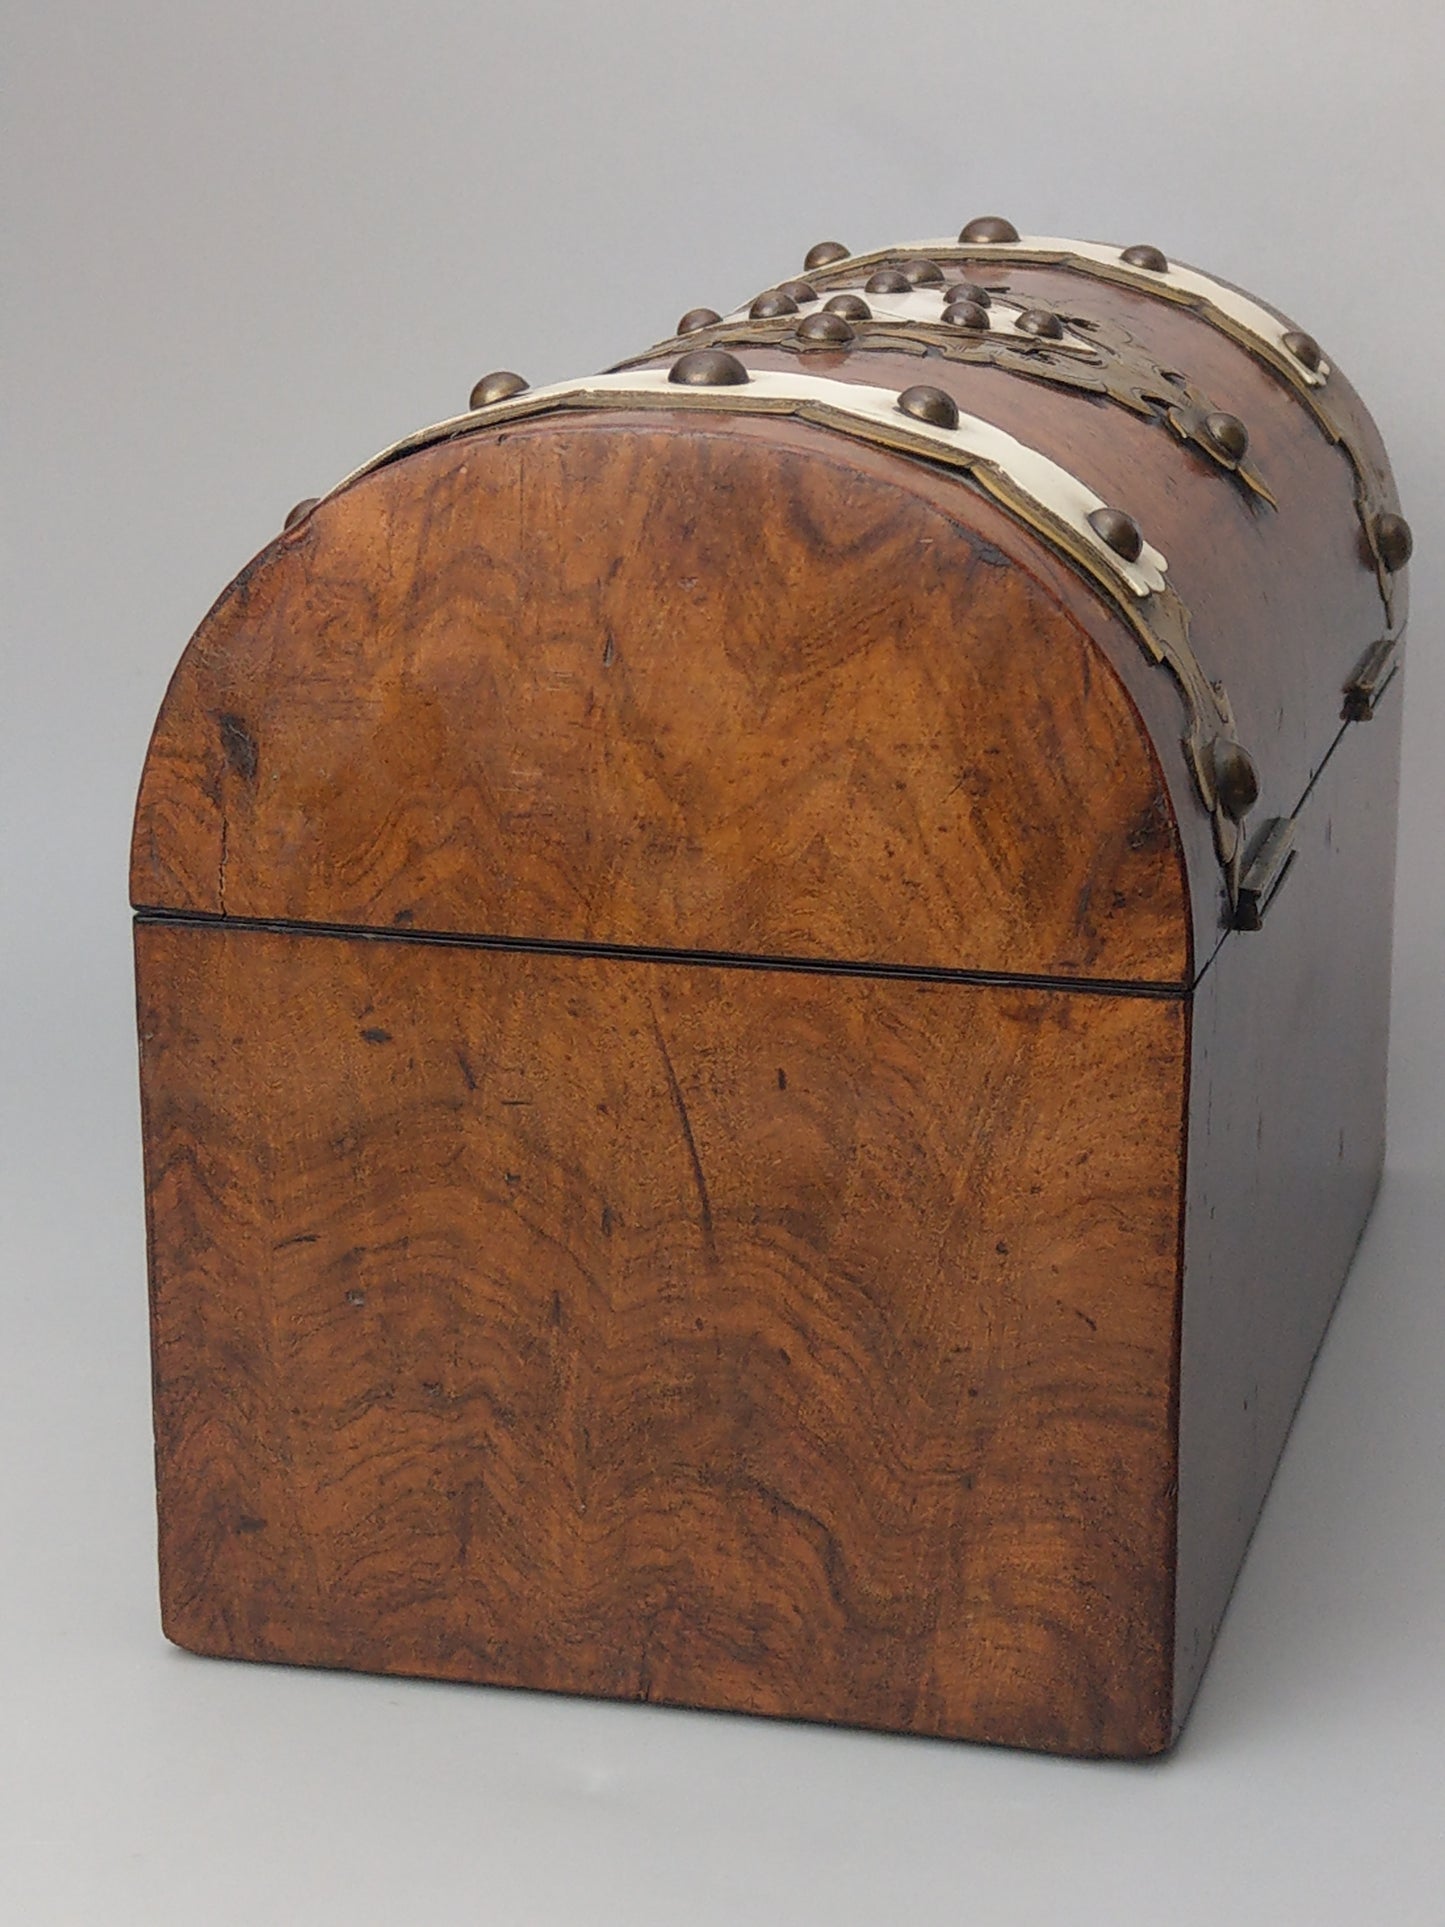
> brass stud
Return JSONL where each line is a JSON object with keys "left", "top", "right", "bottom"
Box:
{"left": 942, "top": 299, "right": 991, "bottom": 330}
{"left": 1373, "top": 512, "right": 1414, "bottom": 572}
{"left": 1209, "top": 737, "right": 1260, "bottom": 822}
{"left": 958, "top": 216, "right": 1020, "bottom": 245}
{"left": 1203, "top": 411, "right": 1250, "bottom": 461}
{"left": 469, "top": 370, "right": 529, "bottom": 409}
{"left": 750, "top": 289, "right": 799, "bottom": 318}
{"left": 865, "top": 268, "right": 912, "bottom": 295}
{"left": 1088, "top": 506, "right": 1144, "bottom": 563}
{"left": 1283, "top": 329, "right": 1323, "bottom": 372}
{"left": 944, "top": 281, "right": 992, "bottom": 308}
{"left": 778, "top": 279, "right": 819, "bottom": 304}
{"left": 804, "top": 240, "right": 851, "bottom": 271}
{"left": 797, "top": 311, "right": 855, "bottom": 345}
{"left": 825, "top": 293, "right": 871, "bottom": 320}
{"left": 1015, "top": 308, "right": 1065, "bottom": 340}
{"left": 897, "top": 384, "right": 960, "bottom": 431}
{"left": 283, "top": 497, "right": 319, "bottom": 531}
{"left": 1121, "top": 244, "right": 1169, "bottom": 273}
{"left": 900, "top": 257, "right": 945, "bottom": 286}
{"left": 677, "top": 307, "right": 722, "bottom": 335}
{"left": 668, "top": 347, "right": 750, "bottom": 387}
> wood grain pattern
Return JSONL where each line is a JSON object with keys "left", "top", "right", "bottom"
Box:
{"left": 137, "top": 917, "right": 1187, "bottom": 1757}
{"left": 132, "top": 416, "right": 1192, "bottom": 985}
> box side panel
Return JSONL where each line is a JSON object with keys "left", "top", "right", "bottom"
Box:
{"left": 1174, "top": 687, "right": 1403, "bottom": 1729}
{"left": 137, "top": 920, "right": 1187, "bottom": 1758}
{"left": 131, "top": 417, "right": 1192, "bottom": 987}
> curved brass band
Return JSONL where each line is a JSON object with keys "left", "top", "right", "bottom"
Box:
{"left": 327, "top": 368, "right": 1252, "bottom": 895}
{"left": 801, "top": 237, "right": 1402, "bottom": 631}
{"left": 617, "top": 307, "right": 1277, "bottom": 505}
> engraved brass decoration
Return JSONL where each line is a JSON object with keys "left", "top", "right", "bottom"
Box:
{"left": 798, "top": 237, "right": 1408, "bottom": 639}
{"left": 617, "top": 303, "right": 1279, "bottom": 505}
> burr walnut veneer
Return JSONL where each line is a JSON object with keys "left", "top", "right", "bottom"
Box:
{"left": 133, "top": 225, "right": 1408, "bottom": 1756}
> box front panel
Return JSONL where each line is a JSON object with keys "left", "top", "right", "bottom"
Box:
{"left": 137, "top": 920, "right": 1185, "bottom": 1756}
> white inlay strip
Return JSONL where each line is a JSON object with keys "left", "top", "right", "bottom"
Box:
{"left": 333, "top": 367, "right": 1168, "bottom": 598}
{"left": 882, "top": 236, "right": 1330, "bottom": 385}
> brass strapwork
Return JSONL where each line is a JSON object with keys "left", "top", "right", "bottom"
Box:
{"left": 793, "top": 229, "right": 1413, "bottom": 637}
{"left": 625, "top": 298, "right": 1277, "bottom": 504}
{"left": 1342, "top": 636, "right": 1400, "bottom": 722}
{"left": 1233, "top": 815, "right": 1297, "bottom": 930}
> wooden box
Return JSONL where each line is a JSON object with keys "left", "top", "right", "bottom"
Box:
{"left": 133, "top": 220, "right": 1409, "bottom": 1756}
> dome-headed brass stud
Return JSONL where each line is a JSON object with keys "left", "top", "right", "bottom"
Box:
{"left": 897, "top": 384, "right": 960, "bottom": 431}
{"left": 944, "top": 281, "right": 992, "bottom": 308}
{"left": 1203, "top": 411, "right": 1250, "bottom": 461}
{"left": 901, "top": 257, "right": 945, "bottom": 286}
{"left": 825, "top": 293, "right": 871, "bottom": 320}
{"left": 750, "top": 289, "right": 799, "bottom": 318}
{"left": 283, "top": 497, "right": 319, "bottom": 531}
{"left": 1283, "top": 329, "right": 1323, "bottom": 372}
{"left": 1015, "top": 307, "right": 1065, "bottom": 340}
{"left": 1121, "top": 244, "right": 1169, "bottom": 273}
{"left": 669, "top": 347, "right": 750, "bottom": 387}
{"left": 1208, "top": 737, "right": 1260, "bottom": 822}
{"left": 1088, "top": 505, "right": 1144, "bottom": 563}
{"left": 804, "top": 240, "right": 851, "bottom": 271}
{"left": 778, "top": 279, "right": 818, "bottom": 304}
{"left": 865, "top": 268, "right": 912, "bottom": 295}
{"left": 942, "top": 299, "right": 991, "bottom": 330}
{"left": 797, "top": 311, "right": 855, "bottom": 345}
{"left": 470, "top": 370, "right": 529, "bottom": 409}
{"left": 677, "top": 307, "right": 722, "bottom": 335}
{"left": 959, "top": 216, "right": 1020, "bottom": 244}
{"left": 1374, "top": 511, "right": 1414, "bottom": 572}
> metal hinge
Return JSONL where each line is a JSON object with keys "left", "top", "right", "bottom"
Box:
{"left": 1233, "top": 816, "right": 1297, "bottom": 931}
{"left": 1342, "top": 635, "right": 1400, "bottom": 722}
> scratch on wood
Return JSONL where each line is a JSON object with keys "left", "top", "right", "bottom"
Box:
{"left": 217, "top": 712, "right": 258, "bottom": 783}
{"left": 217, "top": 807, "right": 230, "bottom": 917}
{"left": 650, "top": 1008, "right": 717, "bottom": 1263}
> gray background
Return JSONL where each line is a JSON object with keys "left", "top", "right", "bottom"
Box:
{"left": 4, "top": 2, "right": 1444, "bottom": 1920}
